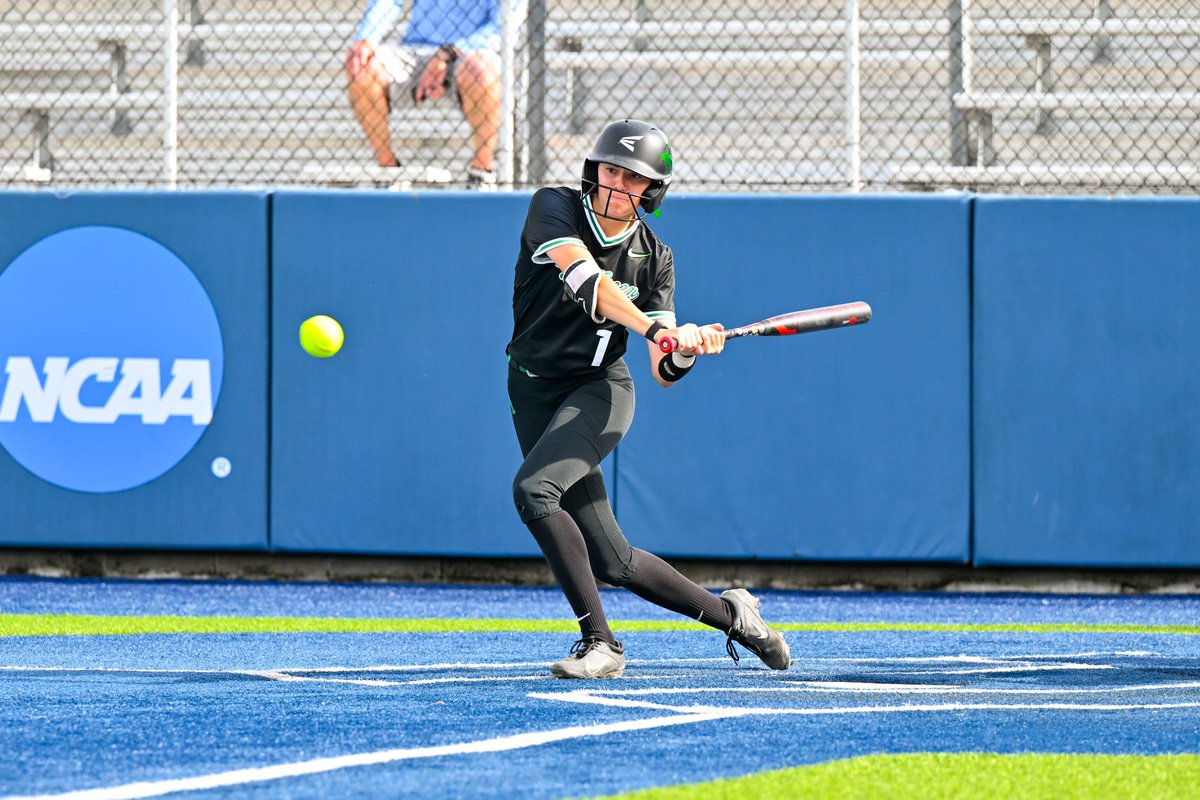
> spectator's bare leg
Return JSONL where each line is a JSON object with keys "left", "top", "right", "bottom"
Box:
{"left": 347, "top": 56, "right": 399, "bottom": 167}
{"left": 456, "top": 51, "right": 501, "bottom": 172}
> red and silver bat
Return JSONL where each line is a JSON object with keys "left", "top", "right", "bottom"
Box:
{"left": 659, "top": 301, "right": 871, "bottom": 354}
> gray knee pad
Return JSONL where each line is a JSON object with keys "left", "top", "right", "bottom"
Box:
{"left": 512, "top": 470, "right": 561, "bottom": 523}
{"left": 590, "top": 545, "right": 639, "bottom": 587}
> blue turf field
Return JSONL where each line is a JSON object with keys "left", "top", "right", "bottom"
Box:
{"left": 2, "top": 577, "right": 1199, "bottom": 799}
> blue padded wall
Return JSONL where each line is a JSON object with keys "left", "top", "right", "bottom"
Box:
{"left": 973, "top": 196, "right": 1200, "bottom": 567}
{"left": 614, "top": 194, "right": 972, "bottom": 561}
{"left": 0, "top": 192, "right": 268, "bottom": 549}
{"left": 270, "top": 191, "right": 540, "bottom": 556}
{"left": 26, "top": 190, "right": 1198, "bottom": 568}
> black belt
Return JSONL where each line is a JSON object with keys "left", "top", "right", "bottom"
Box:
{"left": 506, "top": 354, "right": 540, "bottom": 378}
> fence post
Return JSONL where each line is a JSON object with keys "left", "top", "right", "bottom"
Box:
{"left": 32, "top": 110, "right": 53, "bottom": 171}
{"left": 163, "top": 0, "right": 178, "bottom": 188}
{"left": 184, "top": 0, "right": 206, "bottom": 66}
{"left": 846, "top": 0, "right": 861, "bottom": 190}
{"left": 948, "top": 0, "right": 968, "bottom": 166}
{"left": 1029, "top": 34, "right": 1056, "bottom": 135}
{"left": 1092, "top": 0, "right": 1113, "bottom": 63}
{"left": 106, "top": 42, "right": 131, "bottom": 136}
{"left": 525, "top": 0, "right": 547, "bottom": 184}
{"left": 499, "top": 0, "right": 517, "bottom": 187}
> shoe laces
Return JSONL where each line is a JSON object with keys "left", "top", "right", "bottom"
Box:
{"left": 725, "top": 619, "right": 763, "bottom": 664}
{"left": 568, "top": 636, "right": 604, "bottom": 658}
{"left": 724, "top": 616, "right": 744, "bottom": 663}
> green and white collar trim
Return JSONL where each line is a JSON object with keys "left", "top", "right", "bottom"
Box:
{"left": 584, "top": 195, "right": 640, "bottom": 248}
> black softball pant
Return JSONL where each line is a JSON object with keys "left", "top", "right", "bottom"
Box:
{"left": 508, "top": 358, "right": 640, "bottom": 586}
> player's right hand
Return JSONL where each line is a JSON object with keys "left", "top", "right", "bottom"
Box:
{"left": 690, "top": 323, "right": 725, "bottom": 355}
{"left": 658, "top": 323, "right": 726, "bottom": 356}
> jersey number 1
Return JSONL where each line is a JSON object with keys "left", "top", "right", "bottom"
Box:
{"left": 591, "top": 329, "right": 612, "bottom": 366}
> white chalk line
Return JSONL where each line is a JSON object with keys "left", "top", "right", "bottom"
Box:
{"left": 0, "top": 666, "right": 548, "bottom": 689}
{"left": 274, "top": 658, "right": 727, "bottom": 674}
{"left": 0, "top": 652, "right": 1177, "bottom": 693}
{"left": 0, "top": 660, "right": 720, "bottom": 689}
{"left": 787, "top": 680, "right": 1200, "bottom": 695}
{"left": 0, "top": 658, "right": 728, "bottom": 676}
{"left": 5, "top": 650, "right": 1195, "bottom": 800}
{"left": 552, "top": 680, "right": 1200, "bottom": 698}
{"left": 238, "top": 669, "right": 556, "bottom": 688}
{"left": 0, "top": 710, "right": 737, "bottom": 800}
{"left": 0, "top": 651, "right": 1171, "bottom": 691}
{"left": 0, "top": 662, "right": 554, "bottom": 675}
{"left": 789, "top": 651, "right": 1154, "bottom": 664}
{"left": 883, "top": 662, "right": 1115, "bottom": 675}
{"left": 244, "top": 672, "right": 682, "bottom": 688}
{"left": 0, "top": 651, "right": 1155, "bottom": 678}
{"left": 11, "top": 691, "right": 1198, "bottom": 800}
{"left": 530, "top": 687, "right": 1200, "bottom": 716}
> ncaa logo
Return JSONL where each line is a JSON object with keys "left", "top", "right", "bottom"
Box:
{"left": 0, "top": 226, "right": 223, "bottom": 493}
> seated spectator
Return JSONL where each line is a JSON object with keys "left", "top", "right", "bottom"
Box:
{"left": 346, "top": 0, "right": 506, "bottom": 187}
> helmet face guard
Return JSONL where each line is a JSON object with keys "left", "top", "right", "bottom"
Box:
{"left": 581, "top": 173, "right": 661, "bottom": 222}
{"left": 581, "top": 119, "right": 672, "bottom": 220}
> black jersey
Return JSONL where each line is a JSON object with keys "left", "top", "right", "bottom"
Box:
{"left": 507, "top": 187, "right": 676, "bottom": 379}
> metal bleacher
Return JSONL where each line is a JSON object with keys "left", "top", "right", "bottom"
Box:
{"left": 0, "top": 0, "right": 467, "bottom": 189}
{"left": 172, "top": 7, "right": 469, "bottom": 188}
{"left": 0, "top": 0, "right": 959, "bottom": 191}
{"left": 0, "top": 0, "right": 160, "bottom": 178}
{"left": 2, "top": 0, "right": 1196, "bottom": 192}
{"left": 891, "top": 0, "right": 1200, "bottom": 192}
{"left": 534, "top": 2, "right": 953, "bottom": 190}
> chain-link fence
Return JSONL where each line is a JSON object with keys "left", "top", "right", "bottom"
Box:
{"left": 2, "top": 0, "right": 1198, "bottom": 193}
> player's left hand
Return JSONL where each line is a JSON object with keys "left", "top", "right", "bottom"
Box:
{"left": 662, "top": 323, "right": 702, "bottom": 353}
{"left": 680, "top": 323, "right": 725, "bottom": 356}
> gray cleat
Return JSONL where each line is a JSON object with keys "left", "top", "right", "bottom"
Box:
{"left": 721, "top": 588, "right": 792, "bottom": 670}
{"left": 550, "top": 637, "right": 625, "bottom": 679}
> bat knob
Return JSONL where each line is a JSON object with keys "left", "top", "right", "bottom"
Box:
{"left": 658, "top": 337, "right": 675, "bottom": 354}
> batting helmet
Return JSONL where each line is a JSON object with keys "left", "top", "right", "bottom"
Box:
{"left": 581, "top": 119, "right": 673, "bottom": 217}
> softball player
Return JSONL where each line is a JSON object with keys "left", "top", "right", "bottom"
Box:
{"left": 507, "top": 119, "right": 791, "bottom": 678}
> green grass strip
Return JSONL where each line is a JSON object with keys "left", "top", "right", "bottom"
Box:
{"left": 778, "top": 621, "right": 1200, "bottom": 636}
{"left": 594, "top": 753, "right": 1200, "bottom": 800}
{"left": 1, "top": 614, "right": 1198, "bottom": 637}
{"left": 0, "top": 614, "right": 578, "bottom": 636}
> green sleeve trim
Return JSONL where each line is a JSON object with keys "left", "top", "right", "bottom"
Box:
{"left": 532, "top": 237, "right": 585, "bottom": 260}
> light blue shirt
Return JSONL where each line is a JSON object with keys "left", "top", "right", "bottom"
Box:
{"left": 353, "top": 0, "right": 503, "bottom": 52}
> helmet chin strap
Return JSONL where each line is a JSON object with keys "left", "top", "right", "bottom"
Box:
{"left": 581, "top": 180, "right": 649, "bottom": 223}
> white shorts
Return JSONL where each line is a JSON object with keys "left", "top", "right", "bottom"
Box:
{"left": 376, "top": 43, "right": 461, "bottom": 110}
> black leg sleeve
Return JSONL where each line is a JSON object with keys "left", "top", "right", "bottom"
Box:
{"left": 560, "top": 468, "right": 638, "bottom": 587}
{"left": 527, "top": 510, "right": 616, "bottom": 646}
{"left": 622, "top": 549, "right": 734, "bottom": 632}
